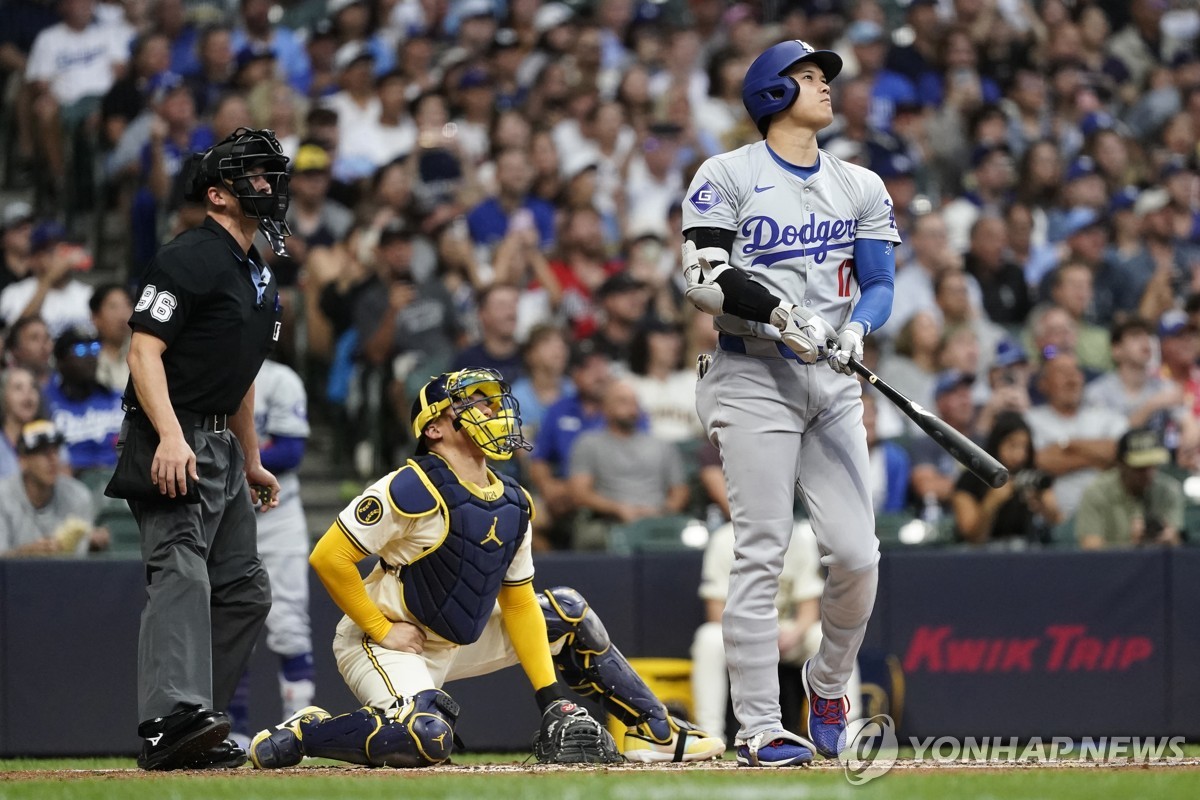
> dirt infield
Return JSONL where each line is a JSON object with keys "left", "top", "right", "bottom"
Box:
{"left": 4, "top": 758, "right": 1200, "bottom": 781}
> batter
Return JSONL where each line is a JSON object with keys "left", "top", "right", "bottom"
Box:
{"left": 681, "top": 40, "right": 900, "bottom": 766}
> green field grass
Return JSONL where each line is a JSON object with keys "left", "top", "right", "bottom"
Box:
{"left": 3, "top": 756, "right": 1199, "bottom": 800}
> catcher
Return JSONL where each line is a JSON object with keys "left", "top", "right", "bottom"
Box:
{"left": 249, "top": 368, "right": 723, "bottom": 768}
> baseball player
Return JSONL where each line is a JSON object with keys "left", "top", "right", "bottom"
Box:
{"left": 682, "top": 40, "right": 900, "bottom": 766}
{"left": 228, "top": 358, "right": 316, "bottom": 744}
{"left": 248, "top": 368, "right": 723, "bottom": 768}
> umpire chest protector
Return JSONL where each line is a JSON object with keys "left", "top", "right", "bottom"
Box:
{"left": 393, "top": 455, "right": 530, "bottom": 645}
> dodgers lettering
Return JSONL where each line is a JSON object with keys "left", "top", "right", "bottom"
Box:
{"left": 740, "top": 214, "right": 858, "bottom": 268}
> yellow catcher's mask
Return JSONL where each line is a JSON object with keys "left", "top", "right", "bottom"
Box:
{"left": 411, "top": 368, "right": 531, "bottom": 461}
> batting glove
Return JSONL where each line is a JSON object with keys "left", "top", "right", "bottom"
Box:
{"left": 681, "top": 241, "right": 726, "bottom": 315}
{"left": 770, "top": 303, "right": 837, "bottom": 364}
{"left": 828, "top": 322, "right": 865, "bottom": 375}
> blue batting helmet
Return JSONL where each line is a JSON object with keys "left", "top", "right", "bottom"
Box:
{"left": 742, "top": 40, "right": 843, "bottom": 136}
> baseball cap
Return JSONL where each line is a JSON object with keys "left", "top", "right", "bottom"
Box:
{"left": 1065, "top": 156, "right": 1099, "bottom": 182}
{"left": 1109, "top": 185, "right": 1140, "bottom": 214}
{"left": 458, "top": 0, "right": 495, "bottom": 20}
{"left": 534, "top": 2, "right": 573, "bottom": 34}
{"left": 1117, "top": 428, "right": 1170, "bottom": 469}
{"left": 491, "top": 27, "right": 520, "bottom": 52}
{"left": 235, "top": 42, "right": 275, "bottom": 73}
{"left": 994, "top": 338, "right": 1028, "bottom": 369}
{"left": 1079, "top": 110, "right": 1117, "bottom": 138}
{"left": 568, "top": 337, "right": 606, "bottom": 370}
{"left": 1158, "top": 309, "right": 1195, "bottom": 338}
{"left": 327, "top": 0, "right": 365, "bottom": 15}
{"left": 378, "top": 220, "right": 414, "bottom": 246}
{"left": 1061, "top": 207, "right": 1104, "bottom": 238}
{"left": 2, "top": 201, "right": 33, "bottom": 231}
{"left": 30, "top": 220, "right": 67, "bottom": 253}
{"left": 293, "top": 143, "right": 332, "bottom": 173}
{"left": 596, "top": 271, "right": 646, "bottom": 299}
{"left": 1160, "top": 156, "right": 1192, "bottom": 180}
{"left": 846, "top": 20, "right": 885, "bottom": 46}
{"left": 875, "top": 151, "right": 914, "bottom": 180}
{"left": 970, "top": 142, "right": 1009, "bottom": 169}
{"left": 934, "top": 369, "right": 975, "bottom": 398}
{"left": 334, "top": 41, "right": 375, "bottom": 72}
{"left": 18, "top": 420, "right": 64, "bottom": 455}
{"left": 1133, "top": 187, "right": 1170, "bottom": 217}
{"left": 458, "top": 66, "right": 491, "bottom": 90}
{"left": 146, "top": 71, "right": 186, "bottom": 104}
{"left": 560, "top": 148, "right": 599, "bottom": 182}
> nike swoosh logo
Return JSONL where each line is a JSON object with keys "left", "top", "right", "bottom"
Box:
{"left": 147, "top": 733, "right": 163, "bottom": 746}
{"left": 754, "top": 185, "right": 774, "bottom": 193}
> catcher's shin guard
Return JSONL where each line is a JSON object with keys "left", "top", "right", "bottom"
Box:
{"left": 302, "top": 689, "right": 460, "bottom": 768}
{"left": 539, "top": 587, "right": 677, "bottom": 744}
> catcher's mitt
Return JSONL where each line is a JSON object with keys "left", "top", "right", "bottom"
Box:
{"left": 533, "top": 700, "right": 623, "bottom": 764}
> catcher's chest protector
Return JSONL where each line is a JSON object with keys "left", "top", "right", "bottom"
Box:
{"left": 399, "top": 455, "right": 530, "bottom": 644}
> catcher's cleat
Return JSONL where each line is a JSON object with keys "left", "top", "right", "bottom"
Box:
{"left": 623, "top": 716, "right": 725, "bottom": 763}
{"left": 184, "top": 738, "right": 248, "bottom": 769}
{"left": 735, "top": 730, "right": 814, "bottom": 767}
{"left": 801, "top": 659, "right": 849, "bottom": 759}
{"left": 137, "top": 706, "right": 231, "bottom": 771}
{"left": 249, "top": 705, "right": 331, "bottom": 769}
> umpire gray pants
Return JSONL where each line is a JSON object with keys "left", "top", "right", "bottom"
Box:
{"left": 131, "top": 425, "right": 272, "bottom": 721}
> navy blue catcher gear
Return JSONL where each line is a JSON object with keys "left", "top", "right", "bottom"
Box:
{"left": 742, "top": 40, "right": 843, "bottom": 136}
{"left": 538, "top": 586, "right": 702, "bottom": 760}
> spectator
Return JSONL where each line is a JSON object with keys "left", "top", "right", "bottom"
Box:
{"left": 0, "top": 420, "right": 104, "bottom": 556}
{"left": 1076, "top": 428, "right": 1184, "bottom": 549}
{"left": 152, "top": 0, "right": 199, "bottom": 78}
{"left": 881, "top": 311, "right": 942, "bottom": 423}
{"left": 282, "top": 142, "right": 354, "bottom": 280}
{"left": 1026, "top": 352, "right": 1128, "bottom": 519}
{"left": 1045, "top": 208, "right": 1128, "bottom": 324}
{"left": 324, "top": 43, "right": 380, "bottom": 180}
{"left": 0, "top": 222, "right": 93, "bottom": 338}
{"left": 889, "top": 212, "right": 975, "bottom": 335}
{"left": 934, "top": 268, "right": 1003, "bottom": 378}
{"left": 100, "top": 31, "right": 170, "bottom": 153}
{"left": 1106, "top": 0, "right": 1182, "bottom": 92}
{"left": 1084, "top": 317, "right": 1177, "bottom": 434}
{"left": 452, "top": 283, "right": 524, "bottom": 380}
{"left": 942, "top": 144, "right": 1015, "bottom": 254}
{"left": 24, "top": 0, "right": 128, "bottom": 193}
{"left": 89, "top": 283, "right": 133, "bottom": 394}
{"left": 845, "top": 19, "right": 917, "bottom": 134}
{"left": 186, "top": 25, "right": 235, "bottom": 118}
{"left": 1133, "top": 188, "right": 1196, "bottom": 324}
{"left": 528, "top": 342, "right": 612, "bottom": 545}
{"left": 623, "top": 122, "right": 685, "bottom": 230}
{"left": 953, "top": 411, "right": 1060, "bottom": 545}
{"left": 230, "top": 0, "right": 310, "bottom": 94}
{"left": 567, "top": 379, "right": 688, "bottom": 550}
{"left": 3, "top": 317, "right": 54, "bottom": 386}
{"left": 585, "top": 272, "right": 650, "bottom": 366}
{"left": 976, "top": 338, "right": 1033, "bottom": 437}
{"left": 1042, "top": 261, "right": 1111, "bottom": 372}
{"left": 963, "top": 215, "right": 1031, "bottom": 326}
{"left": 546, "top": 206, "right": 621, "bottom": 339}
{"left": 327, "top": 0, "right": 396, "bottom": 76}
{"left": 509, "top": 324, "right": 572, "bottom": 443}
{"left": 909, "top": 370, "right": 979, "bottom": 513}
{"left": 819, "top": 77, "right": 903, "bottom": 173}
{"left": 466, "top": 146, "right": 555, "bottom": 265}
{"left": 863, "top": 392, "right": 911, "bottom": 515}
{"left": 0, "top": 0, "right": 59, "bottom": 183}
{"left": 364, "top": 69, "right": 417, "bottom": 168}
{"left": 452, "top": 66, "right": 497, "bottom": 167}
{"left": 43, "top": 328, "right": 123, "bottom": 480}
{"left": 0, "top": 366, "right": 41, "bottom": 478}
{"left": 0, "top": 202, "right": 35, "bottom": 293}
{"left": 627, "top": 319, "right": 702, "bottom": 445}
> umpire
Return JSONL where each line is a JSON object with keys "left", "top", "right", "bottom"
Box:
{"left": 115, "top": 128, "right": 292, "bottom": 771}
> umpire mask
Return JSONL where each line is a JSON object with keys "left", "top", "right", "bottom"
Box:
{"left": 183, "top": 127, "right": 293, "bottom": 256}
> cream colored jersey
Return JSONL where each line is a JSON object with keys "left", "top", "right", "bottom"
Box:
{"left": 332, "top": 467, "right": 536, "bottom": 643}
{"left": 699, "top": 520, "right": 825, "bottom": 615}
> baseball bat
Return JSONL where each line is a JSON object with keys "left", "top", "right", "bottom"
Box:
{"left": 849, "top": 359, "right": 1010, "bottom": 488}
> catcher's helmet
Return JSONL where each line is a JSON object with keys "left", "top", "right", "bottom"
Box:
{"left": 411, "top": 368, "right": 531, "bottom": 461}
{"left": 742, "top": 40, "right": 843, "bottom": 137}
{"left": 183, "top": 127, "right": 292, "bottom": 254}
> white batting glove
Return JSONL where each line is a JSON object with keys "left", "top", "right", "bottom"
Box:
{"left": 770, "top": 303, "right": 837, "bottom": 364}
{"left": 828, "top": 322, "right": 865, "bottom": 375}
{"left": 682, "top": 241, "right": 725, "bottom": 315}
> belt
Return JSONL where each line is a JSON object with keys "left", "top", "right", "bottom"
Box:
{"left": 123, "top": 403, "right": 229, "bottom": 434}
{"left": 718, "top": 333, "right": 818, "bottom": 363}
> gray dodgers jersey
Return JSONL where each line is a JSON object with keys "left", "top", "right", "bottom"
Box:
{"left": 682, "top": 142, "right": 902, "bottom": 340}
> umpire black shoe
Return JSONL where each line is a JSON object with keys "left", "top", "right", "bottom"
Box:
{"left": 183, "top": 738, "right": 248, "bottom": 769}
{"left": 137, "top": 706, "right": 231, "bottom": 771}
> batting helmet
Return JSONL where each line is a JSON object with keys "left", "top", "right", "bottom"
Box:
{"left": 742, "top": 40, "right": 843, "bottom": 136}
{"left": 411, "top": 368, "right": 531, "bottom": 461}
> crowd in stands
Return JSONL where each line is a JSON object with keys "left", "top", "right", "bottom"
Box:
{"left": 2, "top": 0, "right": 1200, "bottom": 555}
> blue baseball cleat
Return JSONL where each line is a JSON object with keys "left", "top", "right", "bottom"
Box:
{"left": 735, "top": 730, "right": 814, "bottom": 767}
{"left": 802, "top": 659, "right": 849, "bottom": 759}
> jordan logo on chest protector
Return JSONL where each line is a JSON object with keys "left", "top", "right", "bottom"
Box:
{"left": 480, "top": 517, "right": 502, "bottom": 547}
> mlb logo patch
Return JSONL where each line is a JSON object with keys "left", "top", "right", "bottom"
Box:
{"left": 689, "top": 181, "right": 723, "bottom": 214}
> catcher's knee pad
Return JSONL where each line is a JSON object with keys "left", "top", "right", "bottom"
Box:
{"left": 539, "top": 586, "right": 671, "bottom": 741}
{"left": 302, "top": 689, "right": 460, "bottom": 768}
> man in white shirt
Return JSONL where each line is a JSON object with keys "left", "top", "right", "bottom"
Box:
{"left": 25, "top": 0, "right": 128, "bottom": 187}
{"left": 0, "top": 221, "right": 94, "bottom": 337}
{"left": 323, "top": 42, "right": 381, "bottom": 180}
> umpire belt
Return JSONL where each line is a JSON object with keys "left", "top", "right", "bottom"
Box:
{"left": 718, "top": 333, "right": 816, "bottom": 363}
{"left": 122, "top": 404, "right": 229, "bottom": 433}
